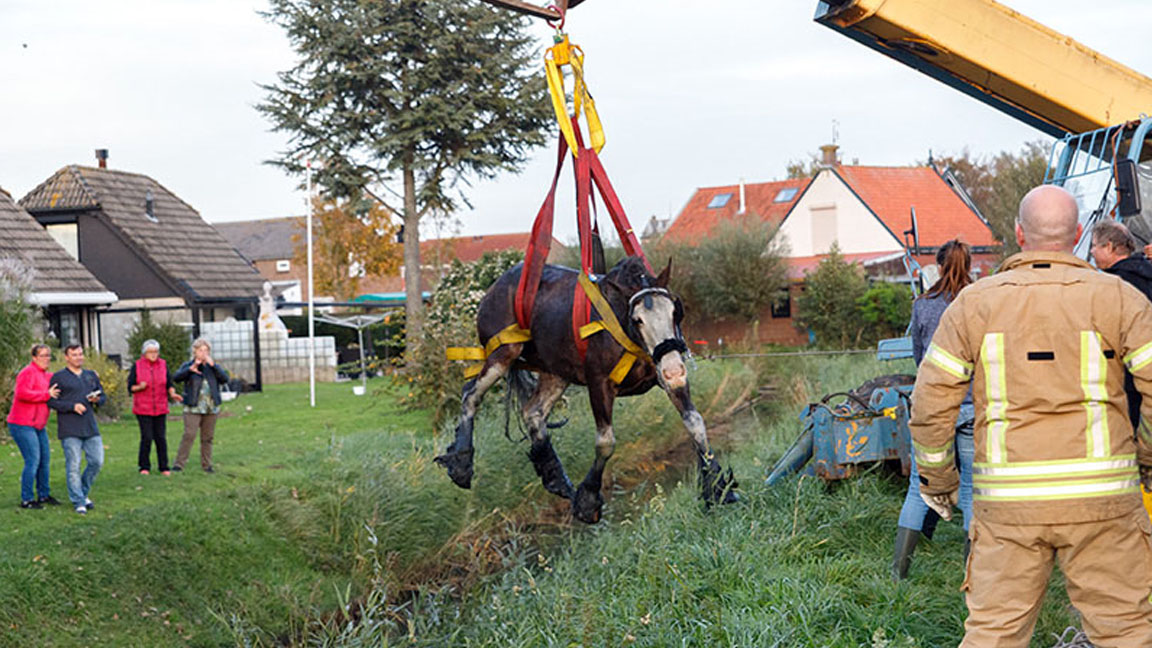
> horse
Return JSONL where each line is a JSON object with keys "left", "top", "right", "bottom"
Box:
{"left": 434, "top": 255, "right": 738, "bottom": 523}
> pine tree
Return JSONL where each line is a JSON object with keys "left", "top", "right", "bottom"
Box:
{"left": 258, "top": 0, "right": 552, "bottom": 355}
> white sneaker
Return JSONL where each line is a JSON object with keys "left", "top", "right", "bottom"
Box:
{"left": 75, "top": 506, "right": 87, "bottom": 515}
{"left": 84, "top": 498, "right": 94, "bottom": 510}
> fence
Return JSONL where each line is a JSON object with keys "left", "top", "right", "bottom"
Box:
{"left": 96, "top": 300, "right": 404, "bottom": 391}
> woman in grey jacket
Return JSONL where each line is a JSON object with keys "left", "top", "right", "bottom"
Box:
{"left": 172, "top": 338, "right": 229, "bottom": 473}
{"left": 892, "top": 239, "right": 976, "bottom": 580}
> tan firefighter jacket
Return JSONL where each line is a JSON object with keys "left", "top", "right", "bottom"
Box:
{"left": 910, "top": 250, "right": 1152, "bottom": 525}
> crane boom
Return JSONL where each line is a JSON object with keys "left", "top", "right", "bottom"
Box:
{"left": 814, "top": 0, "right": 1152, "bottom": 138}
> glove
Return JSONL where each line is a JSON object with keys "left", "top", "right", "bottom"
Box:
{"left": 920, "top": 489, "right": 958, "bottom": 521}
{"left": 1140, "top": 465, "right": 1152, "bottom": 492}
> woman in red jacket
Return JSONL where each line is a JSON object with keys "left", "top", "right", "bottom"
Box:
{"left": 128, "top": 339, "right": 181, "bottom": 475}
{"left": 6, "top": 344, "right": 61, "bottom": 509}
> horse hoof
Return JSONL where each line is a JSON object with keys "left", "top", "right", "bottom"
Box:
{"left": 528, "top": 440, "right": 575, "bottom": 499}
{"left": 700, "top": 465, "right": 739, "bottom": 507}
{"left": 547, "top": 478, "right": 576, "bottom": 500}
{"left": 434, "top": 448, "right": 474, "bottom": 489}
{"left": 571, "top": 484, "right": 603, "bottom": 524}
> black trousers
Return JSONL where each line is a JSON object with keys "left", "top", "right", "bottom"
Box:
{"left": 136, "top": 414, "right": 169, "bottom": 472}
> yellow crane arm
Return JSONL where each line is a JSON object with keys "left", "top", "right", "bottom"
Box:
{"left": 815, "top": 0, "right": 1152, "bottom": 137}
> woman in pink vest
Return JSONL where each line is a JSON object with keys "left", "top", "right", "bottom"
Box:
{"left": 127, "top": 339, "right": 181, "bottom": 475}
{"left": 7, "top": 344, "right": 61, "bottom": 508}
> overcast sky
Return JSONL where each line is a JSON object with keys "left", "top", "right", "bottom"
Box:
{"left": 3, "top": 1, "right": 1151, "bottom": 243}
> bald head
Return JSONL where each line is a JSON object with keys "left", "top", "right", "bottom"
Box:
{"left": 1016, "top": 185, "right": 1081, "bottom": 252}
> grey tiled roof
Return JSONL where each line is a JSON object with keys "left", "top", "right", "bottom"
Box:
{"left": 213, "top": 216, "right": 302, "bottom": 262}
{"left": 21, "top": 166, "right": 264, "bottom": 301}
{"left": 0, "top": 187, "right": 110, "bottom": 295}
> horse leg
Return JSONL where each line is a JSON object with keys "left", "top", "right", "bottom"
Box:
{"left": 523, "top": 373, "right": 574, "bottom": 499}
{"left": 667, "top": 384, "right": 739, "bottom": 506}
{"left": 434, "top": 343, "right": 522, "bottom": 489}
{"left": 572, "top": 379, "right": 615, "bottom": 524}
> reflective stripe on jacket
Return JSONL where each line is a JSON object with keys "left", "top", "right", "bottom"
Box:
{"left": 910, "top": 250, "right": 1152, "bottom": 525}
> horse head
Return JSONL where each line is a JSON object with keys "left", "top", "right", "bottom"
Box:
{"left": 604, "top": 257, "right": 689, "bottom": 390}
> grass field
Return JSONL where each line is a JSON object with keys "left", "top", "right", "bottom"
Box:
{"left": 0, "top": 356, "right": 1084, "bottom": 647}
{"left": 389, "top": 354, "right": 1081, "bottom": 648}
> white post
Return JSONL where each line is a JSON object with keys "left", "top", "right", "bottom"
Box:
{"left": 306, "top": 161, "right": 316, "bottom": 408}
{"left": 357, "top": 324, "right": 367, "bottom": 394}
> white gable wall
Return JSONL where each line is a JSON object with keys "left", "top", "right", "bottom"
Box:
{"left": 776, "top": 170, "right": 902, "bottom": 256}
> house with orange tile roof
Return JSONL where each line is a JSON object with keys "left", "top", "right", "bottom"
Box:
{"left": 664, "top": 148, "right": 1000, "bottom": 347}
{"left": 663, "top": 177, "right": 810, "bottom": 244}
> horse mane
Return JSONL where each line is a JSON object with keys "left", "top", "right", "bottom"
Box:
{"left": 605, "top": 255, "right": 652, "bottom": 293}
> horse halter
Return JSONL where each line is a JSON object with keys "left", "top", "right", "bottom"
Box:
{"left": 627, "top": 287, "right": 688, "bottom": 364}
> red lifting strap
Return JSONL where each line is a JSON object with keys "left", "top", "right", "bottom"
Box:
{"left": 514, "top": 119, "right": 652, "bottom": 359}
{"left": 588, "top": 150, "right": 650, "bottom": 272}
{"left": 514, "top": 134, "right": 569, "bottom": 329}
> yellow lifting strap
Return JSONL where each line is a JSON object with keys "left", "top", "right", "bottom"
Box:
{"left": 544, "top": 34, "right": 605, "bottom": 157}
{"left": 577, "top": 273, "right": 649, "bottom": 384}
{"left": 445, "top": 323, "right": 532, "bottom": 379}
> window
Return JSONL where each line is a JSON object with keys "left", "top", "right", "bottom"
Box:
{"left": 46, "top": 223, "right": 79, "bottom": 260}
{"left": 58, "top": 310, "right": 81, "bottom": 346}
{"left": 707, "top": 193, "right": 732, "bottom": 209}
{"left": 773, "top": 187, "right": 798, "bottom": 203}
{"left": 276, "top": 260, "right": 291, "bottom": 272}
{"left": 771, "top": 289, "right": 791, "bottom": 318}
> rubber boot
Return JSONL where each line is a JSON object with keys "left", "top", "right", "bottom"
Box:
{"left": 891, "top": 526, "right": 920, "bottom": 581}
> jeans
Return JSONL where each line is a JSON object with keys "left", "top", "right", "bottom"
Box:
{"left": 9, "top": 424, "right": 51, "bottom": 503}
{"left": 61, "top": 435, "right": 103, "bottom": 507}
{"left": 899, "top": 405, "right": 976, "bottom": 532}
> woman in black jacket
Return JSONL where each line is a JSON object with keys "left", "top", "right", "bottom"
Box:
{"left": 172, "top": 338, "right": 229, "bottom": 473}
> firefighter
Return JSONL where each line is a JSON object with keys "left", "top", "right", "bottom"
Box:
{"left": 910, "top": 185, "right": 1152, "bottom": 647}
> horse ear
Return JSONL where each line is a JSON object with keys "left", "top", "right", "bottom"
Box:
{"left": 655, "top": 258, "right": 672, "bottom": 288}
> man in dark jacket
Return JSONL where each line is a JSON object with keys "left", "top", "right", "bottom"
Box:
{"left": 1092, "top": 219, "right": 1152, "bottom": 428}
{"left": 47, "top": 344, "right": 106, "bottom": 515}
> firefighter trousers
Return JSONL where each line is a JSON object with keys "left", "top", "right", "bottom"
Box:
{"left": 960, "top": 507, "right": 1152, "bottom": 648}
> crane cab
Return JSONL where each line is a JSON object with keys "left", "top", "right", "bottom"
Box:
{"left": 1044, "top": 119, "right": 1152, "bottom": 258}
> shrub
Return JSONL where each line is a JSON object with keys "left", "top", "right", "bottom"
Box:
{"left": 648, "top": 216, "right": 789, "bottom": 326}
{"left": 125, "top": 309, "right": 191, "bottom": 369}
{"left": 0, "top": 258, "right": 43, "bottom": 424}
{"left": 795, "top": 243, "right": 871, "bottom": 348}
{"left": 692, "top": 216, "right": 790, "bottom": 322}
{"left": 858, "top": 282, "right": 913, "bottom": 343}
{"left": 406, "top": 250, "right": 523, "bottom": 428}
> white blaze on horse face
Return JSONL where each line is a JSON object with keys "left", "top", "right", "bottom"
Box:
{"left": 633, "top": 296, "right": 687, "bottom": 390}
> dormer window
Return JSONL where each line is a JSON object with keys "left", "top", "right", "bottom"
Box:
{"left": 774, "top": 187, "right": 799, "bottom": 203}
{"left": 707, "top": 193, "right": 732, "bottom": 209}
{"left": 145, "top": 189, "right": 157, "bottom": 222}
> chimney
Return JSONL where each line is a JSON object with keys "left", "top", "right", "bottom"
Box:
{"left": 819, "top": 144, "right": 839, "bottom": 167}
{"left": 95, "top": 149, "right": 109, "bottom": 169}
{"left": 738, "top": 178, "right": 746, "bottom": 214}
{"left": 145, "top": 189, "right": 155, "bottom": 221}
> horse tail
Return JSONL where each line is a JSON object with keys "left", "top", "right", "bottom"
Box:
{"left": 501, "top": 367, "right": 568, "bottom": 441}
{"left": 501, "top": 368, "right": 534, "bottom": 441}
